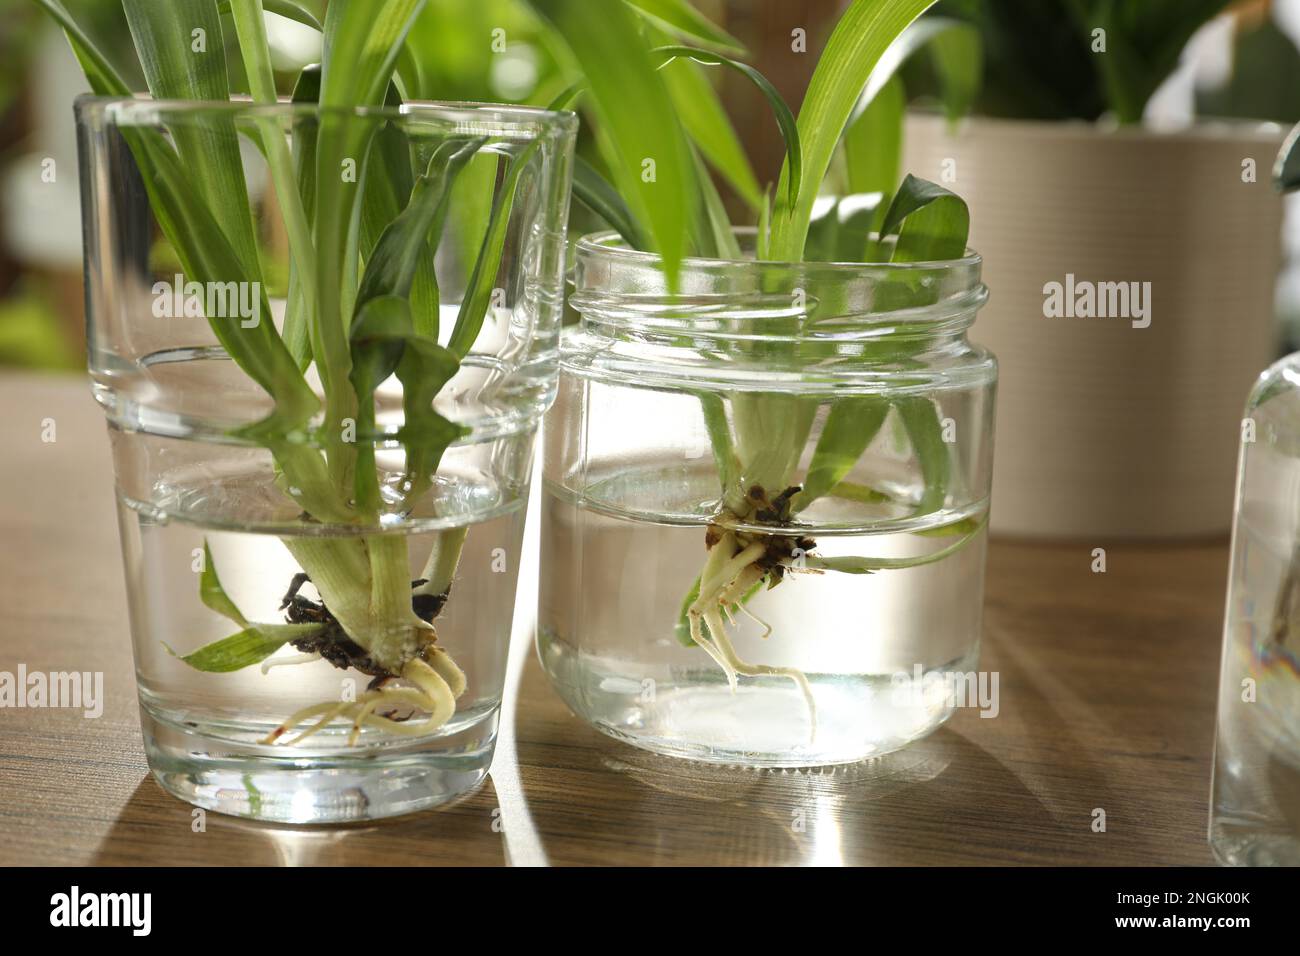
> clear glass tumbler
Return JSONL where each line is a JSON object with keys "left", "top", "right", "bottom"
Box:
{"left": 76, "top": 97, "right": 575, "bottom": 822}
{"left": 539, "top": 231, "right": 997, "bottom": 767}
{"left": 1211, "top": 352, "right": 1300, "bottom": 864}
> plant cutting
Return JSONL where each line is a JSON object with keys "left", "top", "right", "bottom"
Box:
{"left": 52, "top": 0, "right": 576, "bottom": 821}
{"left": 536, "top": 0, "right": 996, "bottom": 765}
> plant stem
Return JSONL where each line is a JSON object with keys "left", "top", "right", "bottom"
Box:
{"left": 417, "top": 527, "right": 468, "bottom": 596}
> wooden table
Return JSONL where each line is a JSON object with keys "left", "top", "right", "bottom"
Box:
{"left": 0, "top": 373, "right": 1226, "bottom": 866}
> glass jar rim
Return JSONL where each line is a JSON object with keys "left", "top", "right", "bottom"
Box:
{"left": 574, "top": 228, "right": 983, "bottom": 272}
{"left": 570, "top": 228, "right": 989, "bottom": 341}
{"left": 75, "top": 93, "right": 578, "bottom": 137}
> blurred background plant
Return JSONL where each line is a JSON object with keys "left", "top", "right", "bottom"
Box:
{"left": 2, "top": 0, "right": 1299, "bottom": 372}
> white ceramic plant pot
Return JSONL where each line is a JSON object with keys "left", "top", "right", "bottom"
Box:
{"left": 903, "top": 113, "right": 1285, "bottom": 538}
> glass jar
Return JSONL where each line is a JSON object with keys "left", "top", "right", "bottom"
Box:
{"left": 76, "top": 98, "right": 575, "bottom": 822}
{"left": 539, "top": 231, "right": 996, "bottom": 767}
{"left": 1211, "top": 352, "right": 1300, "bottom": 864}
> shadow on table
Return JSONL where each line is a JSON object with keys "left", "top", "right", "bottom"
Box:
{"left": 91, "top": 773, "right": 507, "bottom": 866}
{"left": 512, "top": 725, "right": 1083, "bottom": 865}
{"left": 508, "top": 651, "right": 1105, "bottom": 865}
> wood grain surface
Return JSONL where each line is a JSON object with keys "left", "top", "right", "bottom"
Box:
{"left": 0, "top": 373, "right": 1226, "bottom": 866}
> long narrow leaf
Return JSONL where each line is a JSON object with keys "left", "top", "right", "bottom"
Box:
{"left": 624, "top": 0, "right": 746, "bottom": 55}
{"left": 530, "top": 0, "right": 695, "bottom": 286}
{"left": 896, "top": 395, "right": 950, "bottom": 516}
{"left": 794, "top": 398, "right": 890, "bottom": 511}
{"left": 653, "top": 45, "right": 799, "bottom": 209}
{"left": 218, "top": 0, "right": 323, "bottom": 32}
{"left": 447, "top": 148, "right": 531, "bottom": 358}
{"left": 573, "top": 155, "right": 647, "bottom": 249}
{"left": 34, "top": 0, "right": 131, "bottom": 95}
{"left": 283, "top": 64, "right": 321, "bottom": 369}
{"left": 313, "top": 0, "right": 427, "bottom": 462}
{"left": 657, "top": 51, "right": 762, "bottom": 210}
{"left": 168, "top": 624, "right": 322, "bottom": 673}
{"left": 769, "top": 0, "right": 935, "bottom": 261}
{"left": 122, "top": 0, "right": 262, "bottom": 279}
{"left": 356, "top": 137, "right": 482, "bottom": 315}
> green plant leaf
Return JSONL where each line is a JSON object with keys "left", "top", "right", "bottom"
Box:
{"left": 804, "top": 193, "right": 887, "bottom": 262}
{"left": 167, "top": 624, "right": 322, "bottom": 673}
{"left": 34, "top": 0, "right": 131, "bottom": 95}
{"left": 844, "top": 73, "right": 904, "bottom": 203}
{"left": 653, "top": 45, "right": 800, "bottom": 210}
{"left": 183, "top": 540, "right": 324, "bottom": 672}
{"left": 878, "top": 173, "right": 969, "bottom": 263}
{"left": 348, "top": 295, "right": 468, "bottom": 513}
{"left": 573, "top": 155, "right": 648, "bottom": 248}
{"left": 229, "top": 0, "right": 319, "bottom": 384}
{"left": 1084, "top": 0, "right": 1232, "bottom": 124}
{"left": 624, "top": 0, "right": 746, "bottom": 55}
{"left": 803, "top": 513, "right": 985, "bottom": 574}
{"left": 689, "top": 146, "right": 742, "bottom": 259}
{"left": 530, "top": 0, "right": 695, "bottom": 287}
{"left": 199, "top": 540, "right": 249, "bottom": 626}
{"left": 218, "top": 0, "right": 323, "bottom": 32}
{"left": 925, "top": 17, "right": 983, "bottom": 122}
{"left": 122, "top": 0, "right": 263, "bottom": 279}
{"left": 895, "top": 395, "right": 950, "bottom": 516}
{"left": 794, "top": 398, "right": 891, "bottom": 511}
{"left": 355, "top": 137, "right": 483, "bottom": 317}
{"left": 312, "top": 0, "right": 429, "bottom": 462}
{"left": 320, "top": 0, "right": 424, "bottom": 109}
{"left": 446, "top": 146, "right": 533, "bottom": 358}
{"left": 848, "top": 16, "right": 980, "bottom": 127}
{"left": 283, "top": 63, "right": 322, "bottom": 369}
{"left": 395, "top": 335, "right": 468, "bottom": 510}
{"left": 657, "top": 50, "right": 762, "bottom": 211}
{"left": 697, "top": 391, "right": 741, "bottom": 510}
{"left": 769, "top": 0, "right": 935, "bottom": 261}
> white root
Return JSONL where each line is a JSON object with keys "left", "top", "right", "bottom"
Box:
{"left": 737, "top": 601, "right": 774, "bottom": 641}
{"left": 261, "top": 640, "right": 464, "bottom": 747}
{"left": 259, "top": 651, "right": 322, "bottom": 675}
{"left": 688, "top": 604, "right": 738, "bottom": 690}
{"left": 688, "top": 533, "right": 818, "bottom": 742}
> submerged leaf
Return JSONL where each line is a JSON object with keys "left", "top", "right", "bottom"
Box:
{"left": 199, "top": 540, "right": 249, "bottom": 627}
{"left": 895, "top": 395, "right": 951, "bottom": 517}
{"left": 167, "top": 624, "right": 321, "bottom": 673}
{"left": 803, "top": 513, "right": 986, "bottom": 575}
{"left": 184, "top": 540, "right": 325, "bottom": 672}
{"left": 795, "top": 398, "right": 891, "bottom": 511}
